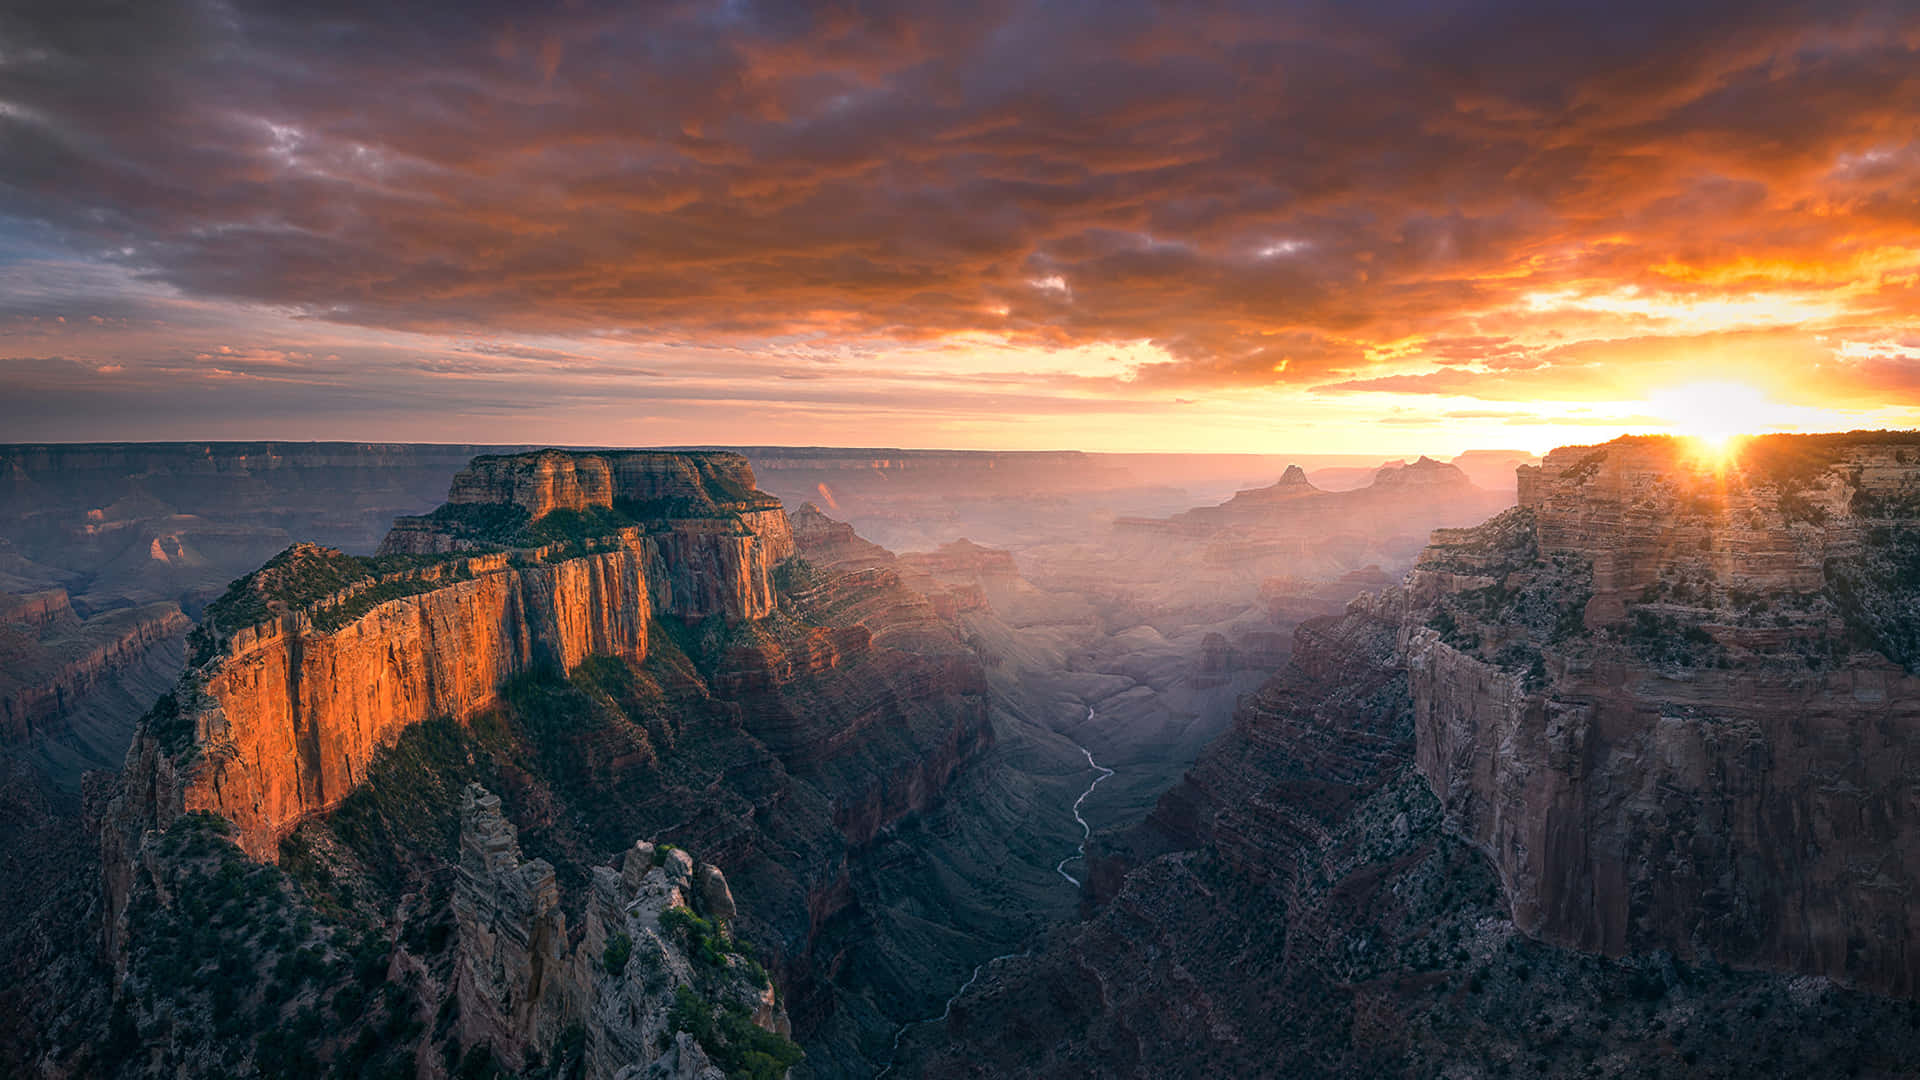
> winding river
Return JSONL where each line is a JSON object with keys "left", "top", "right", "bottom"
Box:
{"left": 1054, "top": 711, "right": 1116, "bottom": 887}
{"left": 875, "top": 707, "right": 1113, "bottom": 1076}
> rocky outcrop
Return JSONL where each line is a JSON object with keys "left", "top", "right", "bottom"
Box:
{"left": 897, "top": 540, "right": 1017, "bottom": 581}
{"left": 786, "top": 503, "right": 890, "bottom": 566}
{"left": 0, "top": 588, "right": 75, "bottom": 632}
{"left": 915, "top": 569, "right": 1920, "bottom": 1079}
{"left": 452, "top": 784, "right": 575, "bottom": 1063}
{"left": 1408, "top": 433, "right": 1920, "bottom": 994}
{"left": 450, "top": 782, "right": 793, "bottom": 1079}
{"left": 904, "top": 434, "right": 1920, "bottom": 1078}
{"left": 96, "top": 459, "right": 993, "bottom": 1078}
{"left": 169, "top": 543, "right": 652, "bottom": 860}
{"left": 102, "top": 450, "right": 808, "bottom": 864}
{"left": 445, "top": 449, "right": 781, "bottom": 521}
{"left": 381, "top": 450, "right": 792, "bottom": 621}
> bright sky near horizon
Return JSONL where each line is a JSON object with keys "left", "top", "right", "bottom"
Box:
{"left": 3, "top": 2, "right": 1920, "bottom": 454}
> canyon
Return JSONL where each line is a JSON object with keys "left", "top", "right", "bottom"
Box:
{"left": 84, "top": 448, "right": 1009, "bottom": 1076}
{"left": 2, "top": 435, "right": 1915, "bottom": 1078}
{"left": 907, "top": 433, "right": 1920, "bottom": 1078}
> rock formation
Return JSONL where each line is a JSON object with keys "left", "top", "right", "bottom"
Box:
{"left": 907, "top": 433, "right": 1920, "bottom": 1078}
{"left": 102, "top": 450, "right": 799, "bottom": 864}
{"left": 451, "top": 784, "right": 575, "bottom": 1064}
{"left": 380, "top": 450, "right": 792, "bottom": 620}
{"left": 449, "top": 782, "right": 791, "bottom": 1078}
{"left": 1112, "top": 455, "right": 1512, "bottom": 578}
{"left": 87, "top": 450, "right": 992, "bottom": 1076}
{"left": 130, "top": 541, "right": 656, "bottom": 862}
{"left": 1409, "top": 433, "right": 1920, "bottom": 994}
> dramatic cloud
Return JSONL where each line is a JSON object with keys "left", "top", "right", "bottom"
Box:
{"left": 3, "top": 0, "right": 1919, "bottom": 448}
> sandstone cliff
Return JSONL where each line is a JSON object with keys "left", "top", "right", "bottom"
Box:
{"left": 914, "top": 597, "right": 1920, "bottom": 1079}
{"left": 379, "top": 449, "right": 792, "bottom": 621}
{"left": 907, "top": 433, "right": 1920, "bottom": 1078}
{"left": 130, "top": 541, "right": 655, "bottom": 864}
{"left": 108, "top": 450, "right": 796, "bottom": 866}
{"left": 89, "top": 454, "right": 993, "bottom": 1077}
{"left": 1407, "top": 432, "right": 1920, "bottom": 994}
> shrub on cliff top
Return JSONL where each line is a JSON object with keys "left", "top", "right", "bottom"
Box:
{"left": 668, "top": 985, "right": 803, "bottom": 1080}
{"left": 203, "top": 544, "right": 374, "bottom": 631}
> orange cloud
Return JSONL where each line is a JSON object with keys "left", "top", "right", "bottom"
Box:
{"left": 2, "top": 1, "right": 1920, "bottom": 446}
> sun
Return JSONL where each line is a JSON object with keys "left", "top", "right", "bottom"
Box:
{"left": 1646, "top": 381, "right": 1785, "bottom": 460}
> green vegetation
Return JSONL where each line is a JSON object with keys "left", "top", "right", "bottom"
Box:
{"left": 276, "top": 637, "right": 778, "bottom": 949}
{"left": 521, "top": 505, "right": 635, "bottom": 546}
{"left": 771, "top": 557, "right": 826, "bottom": 596}
{"left": 1560, "top": 448, "right": 1610, "bottom": 483}
{"left": 309, "top": 574, "right": 454, "bottom": 632}
{"left": 668, "top": 985, "right": 804, "bottom": 1080}
{"left": 142, "top": 687, "right": 196, "bottom": 756}
{"left": 660, "top": 905, "right": 739, "bottom": 970}
{"left": 1426, "top": 607, "right": 1477, "bottom": 651}
{"left": 202, "top": 544, "right": 375, "bottom": 631}
{"left": 602, "top": 931, "right": 634, "bottom": 975}
{"left": 1624, "top": 609, "right": 1727, "bottom": 667}
{"left": 1825, "top": 524, "right": 1920, "bottom": 672}
{"left": 615, "top": 494, "right": 754, "bottom": 521}
{"left": 112, "top": 813, "right": 424, "bottom": 1080}
{"left": 1741, "top": 431, "right": 1920, "bottom": 489}
{"left": 406, "top": 502, "right": 531, "bottom": 547}
{"left": 193, "top": 543, "right": 482, "bottom": 658}
{"left": 231, "top": 638, "right": 792, "bottom": 1078}
{"left": 1418, "top": 508, "right": 1591, "bottom": 670}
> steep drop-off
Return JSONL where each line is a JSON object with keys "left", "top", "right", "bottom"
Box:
{"left": 155, "top": 543, "right": 656, "bottom": 862}
{"left": 908, "top": 433, "right": 1920, "bottom": 1078}
{"left": 1411, "top": 433, "right": 1920, "bottom": 994}
{"left": 78, "top": 449, "right": 1001, "bottom": 1078}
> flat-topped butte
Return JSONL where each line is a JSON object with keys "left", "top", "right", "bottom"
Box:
{"left": 381, "top": 449, "right": 784, "bottom": 555}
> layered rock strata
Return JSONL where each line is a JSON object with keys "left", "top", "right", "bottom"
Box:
{"left": 94, "top": 453, "right": 995, "bottom": 1076}
{"left": 0, "top": 591, "right": 190, "bottom": 744}
{"left": 1409, "top": 433, "right": 1920, "bottom": 994}
{"left": 380, "top": 450, "right": 792, "bottom": 620}
{"left": 102, "top": 450, "right": 794, "bottom": 869}
{"left": 918, "top": 606, "right": 1920, "bottom": 1079}
{"left": 1111, "top": 455, "right": 1513, "bottom": 580}
{"left": 452, "top": 784, "right": 576, "bottom": 1063}
{"left": 151, "top": 542, "right": 654, "bottom": 861}
{"left": 908, "top": 433, "right": 1920, "bottom": 1078}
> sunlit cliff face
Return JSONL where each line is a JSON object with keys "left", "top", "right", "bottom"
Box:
{"left": 2, "top": 1, "right": 1920, "bottom": 449}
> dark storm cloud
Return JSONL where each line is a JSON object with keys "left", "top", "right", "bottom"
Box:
{"left": 3, "top": 0, "right": 1919, "bottom": 386}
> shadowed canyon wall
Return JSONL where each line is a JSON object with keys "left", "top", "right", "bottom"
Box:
{"left": 1411, "top": 434, "right": 1920, "bottom": 994}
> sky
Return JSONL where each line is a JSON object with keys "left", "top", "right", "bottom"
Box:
{"left": 3, "top": 1, "right": 1920, "bottom": 454}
